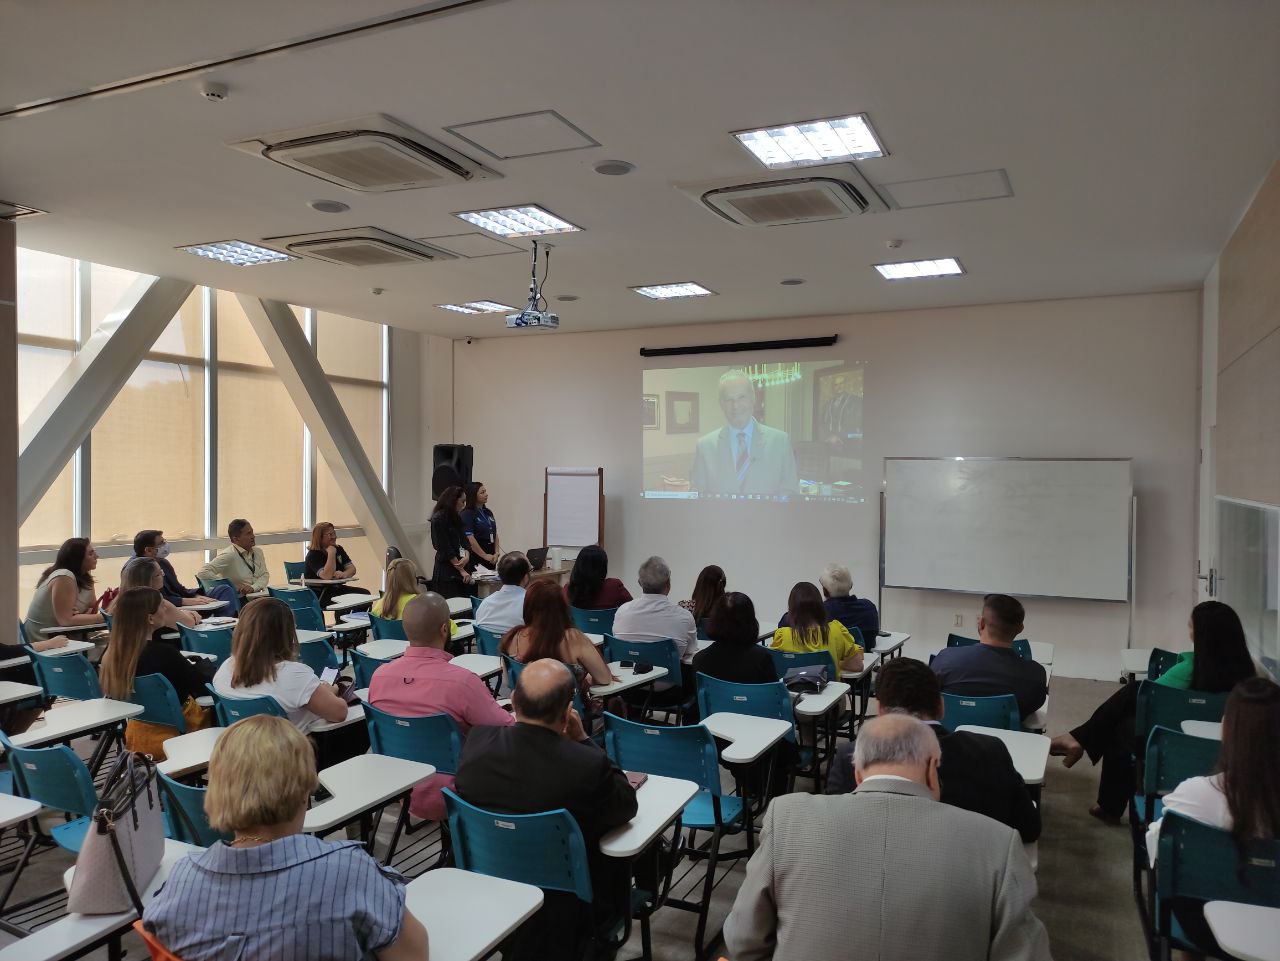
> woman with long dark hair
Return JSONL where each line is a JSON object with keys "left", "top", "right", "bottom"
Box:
{"left": 24, "top": 537, "right": 101, "bottom": 637}
{"left": 1050, "top": 600, "right": 1257, "bottom": 823}
{"left": 680, "top": 565, "right": 727, "bottom": 636}
{"left": 769, "top": 581, "right": 863, "bottom": 676}
{"left": 429, "top": 486, "right": 471, "bottom": 599}
{"left": 564, "top": 545, "right": 632, "bottom": 610}
{"left": 460, "top": 481, "right": 500, "bottom": 573}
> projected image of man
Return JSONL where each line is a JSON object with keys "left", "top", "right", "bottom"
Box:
{"left": 690, "top": 369, "right": 799, "bottom": 496}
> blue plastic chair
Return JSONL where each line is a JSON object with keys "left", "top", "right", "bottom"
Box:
{"left": 128, "top": 674, "right": 188, "bottom": 734}
{"left": 767, "top": 647, "right": 833, "bottom": 679}
{"left": 473, "top": 625, "right": 503, "bottom": 657}
{"left": 695, "top": 674, "right": 797, "bottom": 743}
{"left": 939, "top": 692, "right": 1021, "bottom": 732}
{"left": 298, "top": 639, "right": 339, "bottom": 677}
{"left": 1134, "top": 682, "right": 1229, "bottom": 750}
{"left": 443, "top": 788, "right": 593, "bottom": 906}
{"left": 284, "top": 560, "right": 308, "bottom": 584}
{"left": 351, "top": 648, "right": 392, "bottom": 689}
{"left": 469, "top": 596, "right": 483, "bottom": 619}
{"left": 570, "top": 606, "right": 617, "bottom": 635}
{"left": 603, "top": 714, "right": 749, "bottom": 958}
{"left": 502, "top": 654, "right": 587, "bottom": 722}
{"left": 1147, "top": 648, "right": 1180, "bottom": 682}
{"left": 101, "top": 611, "right": 113, "bottom": 631}
{"left": 177, "top": 624, "right": 234, "bottom": 667}
{"left": 206, "top": 685, "right": 287, "bottom": 727}
{"left": 198, "top": 577, "right": 241, "bottom": 615}
{"left": 33, "top": 651, "right": 101, "bottom": 702}
{"left": 268, "top": 587, "right": 326, "bottom": 632}
{"left": 369, "top": 614, "right": 407, "bottom": 641}
{"left": 158, "top": 772, "right": 231, "bottom": 846}
{"left": 946, "top": 633, "right": 1032, "bottom": 660}
{"left": 602, "top": 635, "right": 690, "bottom": 721}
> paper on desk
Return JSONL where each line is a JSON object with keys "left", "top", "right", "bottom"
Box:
{"left": 473, "top": 565, "right": 496, "bottom": 578}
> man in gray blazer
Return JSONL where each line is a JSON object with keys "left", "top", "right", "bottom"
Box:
{"left": 689, "top": 370, "right": 800, "bottom": 496}
{"left": 724, "top": 714, "right": 1051, "bottom": 961}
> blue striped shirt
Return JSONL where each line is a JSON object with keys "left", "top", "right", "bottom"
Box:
{"left": 143, "top": 835, "right": 406, "bottom": 960}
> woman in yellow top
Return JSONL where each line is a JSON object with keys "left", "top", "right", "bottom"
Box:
{"left": 771, "top": 581, "right": 864, "bottom": 677}
{"left": 371, "top": 558, "right": 458, "bottom": 636}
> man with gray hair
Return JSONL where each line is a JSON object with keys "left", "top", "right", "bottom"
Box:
{"left": 612, "top": 556, "right": 698, "bottom": 689}
{"left": 689, "top": 368, "right": 800, "bottom": 496}
{"left": 777, "top": 561, "right": 880, "bottom": 648}
{"left": 725, "top": 714, "right": 1050, "bottom": 961}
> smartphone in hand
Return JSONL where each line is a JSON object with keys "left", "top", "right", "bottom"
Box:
{"left": 320, "top": 667, "right": 339, "bottom": 685}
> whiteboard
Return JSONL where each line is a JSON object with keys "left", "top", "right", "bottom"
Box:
{"left": 546, "top": 467, "right": 603, "bottom": 547}
{"left": 883, "top": 458, "right": 1133, "bottom": 601}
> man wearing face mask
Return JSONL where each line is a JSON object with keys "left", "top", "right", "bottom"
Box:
{"left": 124, "top": 530, "right": 233, "bottom": 609}
{"left": 689, "top": 368, "right": 800, "bottom": 496}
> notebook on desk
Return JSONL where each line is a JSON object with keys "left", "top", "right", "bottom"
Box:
{"left": 527, "top": 547, "right": 550, "bottom": 571}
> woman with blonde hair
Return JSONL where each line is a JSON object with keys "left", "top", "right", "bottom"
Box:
{"left": 99, "top": 587, "right": 214, "bottom": 758}
{"left": 303, "top": 521, "right": 370, "bottom": 606}
{"left": 372, "top": 558, "right": 422, "bottom": 620}
{"left": 143, "top": 715, "right": 428, "bottom": 961}
{"left": 112, "top": 558, "right": 201, "bottom": 632}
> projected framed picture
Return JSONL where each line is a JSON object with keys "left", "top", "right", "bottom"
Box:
{"left": 665, "top": 391, "right": 700, "bottom": 434}
{"left": 814, "top": 365, "right": 864, "bottom": 447}
{"left": 642, "top": 394, "right": 660, "bottom": 430}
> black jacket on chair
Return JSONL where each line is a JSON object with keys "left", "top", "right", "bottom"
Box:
{"left": 827, "top": 720, "right": 1041, "bottom": 842}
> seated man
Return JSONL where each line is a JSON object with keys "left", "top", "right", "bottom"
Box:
{"left": 778, "top": 562, "right": 879, "bottom": 648}
{"left": 195, "top": 519, "right": 269, "bottom": 597}
{"left": 473, "top": 552, "right": 531, "bottom": 637}
{"left": 724, "top": 714, "right": 1050, "bottom": 961}
{"left": 124, "top": 530, "right": 233, "bottom": 609}
{"left": 368, "top": 592, "right": 514, "bottom": 821}
{"left": 930, "top": 593, "right": 1047, "bottom": 719}
{"left": 611, "top": 556, "right": 697, "bottom": 691}
{"left": 827, "top": 658, "right": 1040, "bottom": 842}
{"left": 455, "top": 659, "right": 638, "bottom": 960}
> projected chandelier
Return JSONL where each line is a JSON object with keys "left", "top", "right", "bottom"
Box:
{"left": 745, "top": 363, "right": 803, "bottom": 388}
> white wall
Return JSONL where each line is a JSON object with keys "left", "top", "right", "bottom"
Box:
{"left": 450, "top": 291, "right": 1201, "bottom": 680}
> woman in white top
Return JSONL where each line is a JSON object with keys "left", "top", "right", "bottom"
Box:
{"left": 24, "top": 538, "right": 102, "bottom": 638}
{"left": 1145, "top": 676, "right": 1280, "bottom": 953}
{"left": 212, "top": 597, "right": 368, "bottom": 767}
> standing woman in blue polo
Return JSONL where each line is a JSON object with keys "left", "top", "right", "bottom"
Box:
{"left": 461, "top": 481, "right": 500, "bottom": 573}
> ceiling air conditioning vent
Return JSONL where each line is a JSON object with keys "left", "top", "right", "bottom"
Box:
{"left": 679, "top": 163, "right": 887, "bottom": 227}
{"left": 230, "top": 114, "right": 500, "bottom": 192}
{"left": 265, "top": 228, "right": 459, "bottom": 268}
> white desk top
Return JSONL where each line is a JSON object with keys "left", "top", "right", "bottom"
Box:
{"left": 40, "top": 639, "right": 97, "bottom": 657}
{"left": 184, "top": 600, "right": 228, "bottom": 612}
{"left": 300, "top": 577, "right": 358, "bottom": 587}
{"left": 327, "top": 593, "right": 375, "bottom": 613}
{"left": 404, "top": 869, "right": 543, "bottom": 961}
{"left": 599, "top": 774, "right": 698, "bottom": 858}
{"left": 0, "top": 792, "right": 42, "bottom": 829}
{"left": 297, "top": 629, "right": 334, "bottom": 645}
{"left": 181, "top": 650, "right": 216, "bottom": 662}
{"left": 245, "top": 589, "right": 268, "bottom": 599}
{"left": 452, "top": 653, "right": 502, "bottom": 679}
{"left": 39, "top": 622, "right": 105, "bottom": 636}
{"left": 957, "top": 725, "right": 1051, "bottom": 785}
{"left": 1121, "top": 647, "right": 1152, "bottom": 677}
{"left": 794, "top": 681, "right": 851, "bottom": 717}
{"left": 180, "top": 619, "right": 237, "bottom": 633}
{"left": 1023, "top": 696, "right": 1049, "bottom": 733}
{"left": 0, "top": 680, "right": 43, "bottom": 706}
{"left": 841, "top": 653, "right": 880, "bottom": 682}
{"left": 357, "top": 637, "right": 407, "bottom": 660}
{"left": 156, "top": 726, "right": 226, "bottom": 777}
{"left": 874, "top": 631, "right": 911, "bottom": 655}
{"left": 1204, "top": 902, "right": 1280, "bottom": 961}
{"left": 1182, "top": 719, "right": 1223, "bottom": 740}
{"left": 447, "top": 596, "right": 474, "bottom": 617}
{"left": 590, "top": 663, "right": 668, "bottom": 696}
{"left": 587, "top": 632, "right": 605, "bottom": 648}
{"left": 12, "top": 698, "right": 144, "bottom": 748}
{"left": 311, "top": 700, "right": 366, "bottom": 734}
{"left": 304, "top": 754, "right": 434, "bottom": 834}
{"left": 702, "top": 712, "right": 791, "bottom": 764}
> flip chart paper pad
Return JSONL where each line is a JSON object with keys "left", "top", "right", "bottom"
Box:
{"left": 547, "top": 468, "right": 602, "bottom": 546}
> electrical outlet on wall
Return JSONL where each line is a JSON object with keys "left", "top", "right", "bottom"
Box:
{"left": 953, "top": 614, "right": 963, "bottom": 628}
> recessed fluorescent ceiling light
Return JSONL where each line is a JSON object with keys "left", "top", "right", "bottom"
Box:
{"left": 631, "top": 283, "right": 715, "bottom": 300}
{"left": 874, "top": 258, "right": 965, "bottom": 280}
{"left": 734, "top": 114, "right": 885, "bottom": 169}
{"left": 454, "top": 205, "right": 581, "bottom": 237}
{"left": 436, "top": 301, "right": 515, "bottom": 314}
{"left": 177, "top": 240, "right": 296, "bottom": 266}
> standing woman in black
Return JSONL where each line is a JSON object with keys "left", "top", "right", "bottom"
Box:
{"left": 430, "top": 486, "right": 472, "bottom": 598}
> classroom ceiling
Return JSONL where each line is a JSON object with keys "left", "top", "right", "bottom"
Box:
{"left": 4, "top": 0, "right": 1280, "bottom": 339}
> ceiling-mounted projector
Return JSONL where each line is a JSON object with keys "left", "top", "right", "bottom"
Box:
{"left": 506, "top": 309, "right": 559, "bottom": 329}
{"left": 505, "top": 240, "right": 559, "bottom": 331}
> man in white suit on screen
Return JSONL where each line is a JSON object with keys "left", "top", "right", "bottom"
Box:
{"left": 689, "top": 369, "right": 800, "bottom": 496}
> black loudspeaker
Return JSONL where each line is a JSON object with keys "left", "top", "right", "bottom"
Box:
{"left": 431, "top": 444, "right": 474, "bottom": 498}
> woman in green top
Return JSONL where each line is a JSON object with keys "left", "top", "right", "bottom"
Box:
{"left": 1048, "top": 600, "right": 1255, "bottom": 822}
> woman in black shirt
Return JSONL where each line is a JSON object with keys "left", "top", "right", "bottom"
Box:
{"left": 692, "top": 592, "right": 777, "bottom": 684}
{"left": 303, "top": 521, "right": 371, "bottom": 607}
{"left": 429, "top": 486, "right": 472, "bottom": 599}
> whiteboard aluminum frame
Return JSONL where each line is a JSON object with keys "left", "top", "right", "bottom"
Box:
{"left": 878, "top": 456, "right": 1135, "bottom": 605}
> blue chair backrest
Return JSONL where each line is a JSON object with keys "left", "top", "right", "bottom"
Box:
{"left": 767, "top": 647, "right": 832, "bottom": 679}
{"left": 268, "top": 587, "right": 326, "bottom": 632}
{"left": 297, "top": 639, "right": 339, "bottom": 677}
{"left": 18, "top": 620, "right": 49, "bottom": 695}
{"left": 369, "top": 614, "right": 407, "bottom": 641}
{"left": 1138, "top": 726, "right": 1221, "bottom": 820}
{"left": 695, "top": 673, "right": 796, "bottom": 741}
{"left": 443, "top": 788, "right": 592, "bottom": 902}
{"left": 602, "top": 635, "right": 683, "bottom": 678}
{"left": 177, "top": 624, "right": 233, "bottom": 667}
{"left": 473, "top": 625, "right": 503, "bottom": 657}
{"left": 939, "top": 692, "right": 1021, "bottom": 732}
{"left": 129, "top": 674, "right": 187, "bottom": 733}
{"left": 159, "top": 772, "right": 231, "bottom": 846}
{"left": 1135, "top": 681, "right": 1229, "bottom": 748}
{"left": 501, "top": 654, "right": 585, "bottom": 717}
{"left": 283, "top": 560, "right": 307, "bottom": 583}
{"left": 1147, "top": 648, "right": 1180, "bottom": 682}
{"left": 0, "top": 731, "right": 97, "bottom": 818}
{"left": 365, "top": 702, "right": 462, "bottom": 774}
{"left": 102, "top": 611, "right": 113, "bottom": 631}
{"left": 947, "top": 633, "right": 1031, "bottom": 660}
{"left": 570, "top": 607, "right": 617, "bottom": 635}
{"left": 603, "top": 714, "right": 722, "bottom": 797}
{"left": 946, "top": 633, "right": 978, "bottom": 649}
{"left": 351, "top": 648, "right": 391, "bottom": 689}
{"left": 198, "top": 578, "right": 241, "bottom": 615}
{"left": 206, "top": 685, "right": 287, "bottom": 727}
{"left": 470, "top": 596, "right": 483, "bottom": 619}
{"left": 36, "top": 651, "right": 102, "bottom": 701}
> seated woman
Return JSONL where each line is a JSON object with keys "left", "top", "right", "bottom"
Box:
{"left": 692, "top": 592, "right": 778, "bottom": 685}
{"left": 680, "top": 564, "right": 726, "bottom": 638}
{"left": 304, "top": 521, "right": 371, "bottom": 607}
{"left": 142, "top": 715, "right": 427, "bottom": 961}
{"left": 1144, "top": 676, "right": 1280, "bottom": 955}
{"left": 112, "top": 558, "right": 201, "bottom": 632}
{"left": 502, "top": 579, "right": 616, "bottom": 691}
{"left": 212, "top": 597, "right": 368, "bottom": 768}
{"left": 770, "top": 581, "right": 864, "bottom": 677}
{"left": 1050, "top": 600, "right": 1257, "bottom": 823}
{"left": 564, "top": 545, "right": 632, "bottom": 611}
{"left": 98, "top": 587, "right": 215, "bottom": 759}
{"left": 372, "top": 558, "right": 459, "bottom": 647}
{"left": 23, "top": 537, "right": 103, "bottom": 637}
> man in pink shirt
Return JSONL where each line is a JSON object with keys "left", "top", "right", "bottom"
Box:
{"left": 368, "top": 591, "right": 513, "bottom": 821}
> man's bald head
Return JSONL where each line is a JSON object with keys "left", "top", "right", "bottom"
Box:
{"left": 402, "top": 592, "right": 452, "bottom": 648}
{"left": 512, "top": 658, "right": 575, "bottom": 728}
